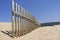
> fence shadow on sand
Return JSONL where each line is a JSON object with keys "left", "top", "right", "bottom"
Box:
{"left": 1, "top": 26, "right": 39, "bottom": 38}
{"left": 1, "top": 30, "right": 12, "bottom": 38}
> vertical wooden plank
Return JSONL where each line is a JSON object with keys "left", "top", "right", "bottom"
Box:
{"left": 12, "top": 0, "right": 15, "bottom": 38}
{"left": 20, "top": 17, "right": 22, "bottom": 36}
{"left": 21, "top": 17, "right": 23, "bottom": 35}
{"left": 20, "top": 7, "right": 22, "bottom": 35}
{"left": 15, "top": 3, "right": 18, "bottom": 37}
{"left": 27, "top": 20, "right": 29, "bottom": 33}
{"left": 23, "top": 8, "right": 25, "bottom": 35}
{"left": 26, "top": 19, "right": 27, "bottom": 34}
{"left": 24, "top": 9, "right": 25, "bottom": 17}
{"left": 19, "top": 5, "right": 22, "bottom": 36}
{"left": 28, "top": 20, "right": 30, "bottom": 32}
{"left": 24, "top": 10, "right": 27, "bottom": 34}
{"left": 18, "top": 5, "right": 20, "bottom": 37}
{"left": 23, "top": 8, "right": 24, "bottom": 35}
{"left": 21, "top": 7, "right": 23, "bottom": 35}
{"left": 30, "top": 21, "right": 31, "bottom": 31}
{"left": 25, "top": 11, "right": 27, "bottom": 33}
{"left": 20, "top": 6, "right": 23, "bottom": 35}
{"left": 21, "top": 7, "right": 24, "bottom": 35}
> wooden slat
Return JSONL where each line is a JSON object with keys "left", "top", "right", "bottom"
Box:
{"left": 18, "top": 5, "right": 20, "bottom": 37}
{"left": 12, "top": 0, "right": 15, "bottom": 38}
{"left": 15, "top": 3, "right": 18, "bottom": 37}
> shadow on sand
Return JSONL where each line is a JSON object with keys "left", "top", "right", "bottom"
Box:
{"left": 1, "top": 27, "right": 39, "bottom": 38}
{"left": 41, "top": 22, "right": 60, "bottom": 27}
{"left": 1, "top": 31, "right": 12, "bottom": 38}
{"left": 1, "top": 22, "right": 60, "bottom": 38}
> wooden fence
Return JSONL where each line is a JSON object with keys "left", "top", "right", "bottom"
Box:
{"left": 12, "top": 0, "right": 39, "bottom": 38}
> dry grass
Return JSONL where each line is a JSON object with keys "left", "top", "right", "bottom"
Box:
{"left": 0, "top": 22, "right": 60, "bottom": 40}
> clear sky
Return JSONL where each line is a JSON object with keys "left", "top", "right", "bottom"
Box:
{"left": 0, "top": 0, "right": 60, "bottom": 23}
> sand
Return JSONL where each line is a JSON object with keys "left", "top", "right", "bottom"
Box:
{"left": 0, "top": 22, "right": 60, "bottom": 40}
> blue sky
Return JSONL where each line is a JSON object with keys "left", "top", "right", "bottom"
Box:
{"left": 0, "top": 0, "right": 60, "bottom": 23}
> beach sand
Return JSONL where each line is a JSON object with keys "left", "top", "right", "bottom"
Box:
{"left": 0, "top": 22, "right": 60, "bottom": 40}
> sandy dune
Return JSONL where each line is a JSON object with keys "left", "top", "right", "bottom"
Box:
{"left": 0, "top": 22, "right": 60, "bottom": 40}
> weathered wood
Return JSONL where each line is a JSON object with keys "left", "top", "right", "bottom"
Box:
{"left": 15, "top": 3, "right": 18, "bottom": 37}
{"left": 18, "top": 5, "right": 20, "bottom": 37}
{"left": 12, "top": 0, "right": 39, "bottom": 38}
{"left": 12, "top": 0, "right": 15, "bottom": 38}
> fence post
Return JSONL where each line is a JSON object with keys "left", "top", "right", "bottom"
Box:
{"left": 18, "top": 5, "right": 20, "bottom": 37}
{"left": 15, "top": 3, "right": 18, "bottom": 37}
{"left": 12, "top": 0, "right": 15, "bottom": 38}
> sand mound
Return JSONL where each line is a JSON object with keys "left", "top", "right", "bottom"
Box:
{"left": 0, "top": 22, "right": 60, "bottom": 40}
